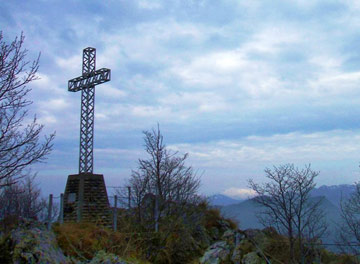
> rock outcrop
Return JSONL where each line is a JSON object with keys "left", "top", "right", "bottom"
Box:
{"left": 0, "top": 219, "right": 139, "bottom": 264}
{"left": 89, "top": 250, "right": 129, "bottom": 264}
{"left": 199, "top": 218, "right": 270, "bottom": 264}
{"left": 200, "top": 241, "right": 231, "bottom": 264}
{"left": 1, "top": 219, "right": 67, "bottom": 264}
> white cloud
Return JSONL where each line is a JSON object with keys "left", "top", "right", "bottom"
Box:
{"left": 50, "top": 10, "right": 359, "bottom": 134}
{"left": 170, "top": 130, "right": 360, "bottom": 170}
{"left": 131, "top": 105, "right": 172, "bottom": 118}
{"left": 94, "top": 148, "right": 144, "bottom": 160}
{"left": 99, "top": 19, "right": 217, "bottom": 66}
{"left": 39, "top": 98, "right": 69, "bottom": 111}
{"left": 31, "top": 73, "right": 64, "bottom": 95}
{"left": 159, "top": 92, "right": 229, "bottom": 113}
{"left": 223, "top": 188, "right": 257, "bottom": 199}
{"left": 138, "top": 0, "right": 162, "bottom": 9}
{"left": 55, "top": 55, "right": 82, "bottom": 75}
{"left": 34, "top": 73, "right": 50, "bottom": 88}
{"left": 170, "top": 25, "right": 306, "bottom": 99}
{"left": 38, "top": 113, "right": 57, "bottom": 124}
{"left": 309, "top": 71, "right": 360, "bottom": 97}
{"left": 244, "top": 26, "right": 303, "bottom": 54}
{"left": 97, "top": 85, "right": 127, "bottom": 99}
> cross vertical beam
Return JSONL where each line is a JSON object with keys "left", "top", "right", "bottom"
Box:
{"left": 68, "top": 47, "right": 111, "bottom": 174}
{"left": 80, "top": 48, "right": 96, "bottom": 173}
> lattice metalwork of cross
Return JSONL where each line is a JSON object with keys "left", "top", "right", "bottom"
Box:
{"left": 68, "top": 47, "right": 111, "bottom": 174}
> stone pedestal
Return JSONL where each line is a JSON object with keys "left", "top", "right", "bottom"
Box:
{"left": 63, "top": 173, "right": 110, "bottom": 224}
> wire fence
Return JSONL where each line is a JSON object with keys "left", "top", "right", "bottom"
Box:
{"left": 108, "top": 186, "right": 132, "bottom": 208}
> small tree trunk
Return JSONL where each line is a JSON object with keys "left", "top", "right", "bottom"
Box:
{"left": 288, "top": 233, "right": 296, "bottom": 264}
{"left": 154, "top": 193, "right": 159, "bottom": 232}
{"left": 299, "top": 233, "right": 305, "bottom": 264}
{"left": 128, "top": 186, "right": 131, "bottom": 209}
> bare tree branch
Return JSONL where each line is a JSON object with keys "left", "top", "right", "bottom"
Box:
{"left": 248, "top": 164, "right": 327, "bottom": 264}
{"left": 0, "top": 32, "right": 55, "bottom": 187}
{"left": 0, "top": 173, "right": 47, "bottom": 225}
{"left": 119, "top": 125, "right": 201, "bottom": 232}
{"left": 337, "top": 182, "right": 360, "bottom": 257}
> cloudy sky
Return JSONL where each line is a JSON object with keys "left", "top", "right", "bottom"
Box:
{"left": 2, "top": 0, "right": 360, "bottom": 199}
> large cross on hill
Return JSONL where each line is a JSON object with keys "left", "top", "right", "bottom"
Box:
{"left": 63, "top": 47, "right": 112, "bottom": 224}
{"left": 68, "top": 47, "right": 111, "bottom": 174}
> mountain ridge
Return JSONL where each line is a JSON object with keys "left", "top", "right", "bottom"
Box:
{"left": 209, "top": 184, "right": 356, "bottom": 207}
{"left": 212, "top": 184, "right": 355, "bottom": 252}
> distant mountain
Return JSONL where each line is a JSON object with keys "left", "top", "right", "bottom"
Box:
{"left": 208, "top": 194, "right": 242, "bottom": 206}
{"left": 211, "top": 184, "right": 356, "bottom": 224}
{"left": 221, "top": 195, "right": 342, "bottom": 251}
{"left": 221, "top": 197, "right": 263, "bottom": 229}
{"left": 205, "top": 184, "right": 359, "bottom": 252}
{"left": 209, "top": 184, "right": 356, "bottom": 208}
{"left": 211, "top": 184, "right": 358, "bottom": 252}
{"left": 311, "top": 184, "right": 356, "bottom": 207}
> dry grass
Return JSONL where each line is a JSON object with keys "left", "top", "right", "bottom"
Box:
{"left": 53, "top": 222, "right": 148, "bottom": 262}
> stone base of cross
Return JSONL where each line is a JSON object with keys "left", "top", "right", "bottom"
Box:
{"left": 63, "top": 173, "right": 111, "bottom": 224}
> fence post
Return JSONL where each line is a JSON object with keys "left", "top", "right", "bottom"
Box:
{"left": 47, "top": 194, "right": 53, "bottom": 230}
{"left": 59, "top": 193, "right": 64, "bottom": 224}
{"left": 127, "top": 186, "right": 131, "bottom": 209}
{"left": 113, "top": 195, "right": 118, "bottom": 231}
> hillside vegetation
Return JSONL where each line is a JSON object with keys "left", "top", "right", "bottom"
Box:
{"left": 0, "top": 204, "right": 359, "bottom": 264}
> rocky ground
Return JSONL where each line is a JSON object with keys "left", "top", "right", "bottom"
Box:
{"left": 0, "top": 219, "right": 132, "bottom": 264}
{"left": 0, "top": 218, "right": 275, "bottom": 264}
{"left": 0, "top": 217, "right": 351, "bottom": 264}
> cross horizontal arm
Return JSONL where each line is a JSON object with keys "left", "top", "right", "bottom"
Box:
{"left": 68, "top": 68, "right": 111, "bottom": 92}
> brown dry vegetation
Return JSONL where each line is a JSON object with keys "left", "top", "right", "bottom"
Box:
{"left": 52, "top": 202, "right": 239, "bottom": 264}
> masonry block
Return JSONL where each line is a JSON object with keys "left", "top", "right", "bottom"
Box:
{"left": 63, "top": 173, "right": 110, "bottom": 225}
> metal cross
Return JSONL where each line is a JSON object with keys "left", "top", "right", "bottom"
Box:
{"left": 68, "top": 47, "right": 111, "bottom": 174}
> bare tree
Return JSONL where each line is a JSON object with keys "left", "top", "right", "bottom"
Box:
{"left": 123, "top": 125, "right": 201, "bottom": 231}
{"left": 0, "top": 32, "right": 55, "bottom": 187}
{"left": 337, "top": 183, "right": 360, "bottom": 257}
{"left": 128, "top": 170, "right": 150, "bottom": 223}
{"left": 0, "top": 174, "right": 47, "bottom": 223}
{"left": 248, "top": 164, "right": 327, "bottom": 264}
